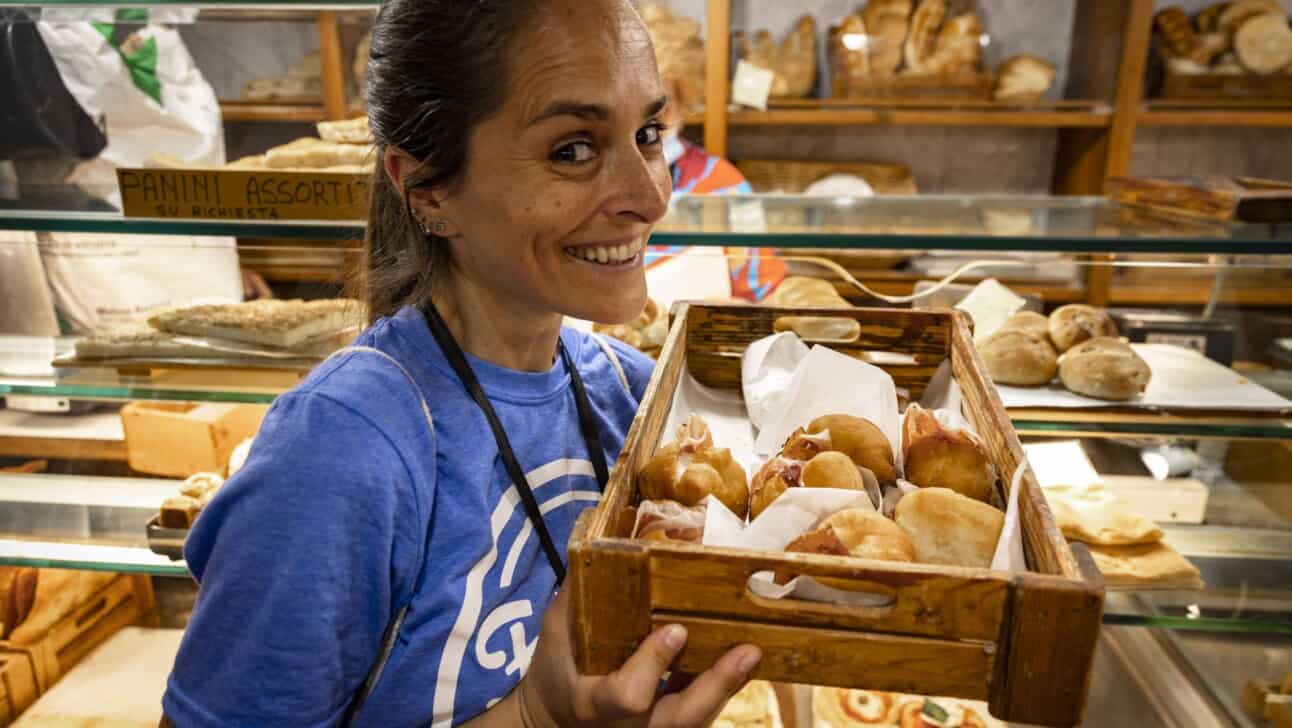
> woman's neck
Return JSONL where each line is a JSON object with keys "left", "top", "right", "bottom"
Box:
{"left": 429, "top": 274, "right": 564, "bottom": 372}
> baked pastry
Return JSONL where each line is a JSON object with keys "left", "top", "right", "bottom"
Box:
{"left": 264, "top": 137, "right": 375, "bottom": 170}
{"left": 638, "top": 415, "right": 750, "bottom": 518}
{"left": 832, "top": 14, "right": 872, "bottom": 82}
{"left": 863, "top": 0, "right": 913, "bottom": 76}
{"left": 1000, "top": 310, "right": 1050, "bottom": 340}
{"left": 1087, "top": 541, "right": 1203, "bottom": 590}
{"left": 1219, "top": 0, "right": 1284, "bottom": 36}
{"left": 149, "top": 299, "right": 363, "bottom": 349}
{"left": 773, "top": 315, "right": 861, "bottom": 342}
{"left": 1235, "top": 13, "right": 1292, "bottom": 73}
{"left": 595, "top": 297, "right": 668, "bottom": 357}
{"left": 903, "top": 0, "right": 947, "bottom": 74}
{"left": 317, "top": 116, "right": 372, "bottom": 144}
{"left": 1156, "top": 7, "right": 1205, "bottom": 61}
{"left": 1197, "top": 2, "right": 1231, "bottom": 33}
{"left": 896, "top": 697, "right": 992, "bottom": 728}
{"left": 1058, "top": 337, "right": 1152, "bottom": 401}
{"left": 777, "top": 508, "right": 917, "bottom": 585}
{"left": 994, "top": 54, "right": 1057, "bottom": 100}
{"left": 929, "top": 13, "right": 983, "bottom": 73}
{"left": 179, "top": 472, "right": 224, "bottom": 499}
{"left": 895, "top": 488, "right": 1004, "bottom": 569}
{"left": 977, "top": 328, "right": 1058, "bottom": 387}
{"left": 813, "top": 686, "right": 902, "bottom": 725}
{"left": 901, "top": 404, "right": 997, "bottom": 503}
{"left": 632, "top": 499, "right": 706, "bottom": 543}
{"left": 1048, "top": 304, "right": 1118, "bottom": 353}
{"left": 713, "top": 680, "right": 778, "bottom": 727}
{"left": 750, "top": 443, "right": 866, "bottom": 519}
{"left": 806, "top": 414, "right": 897, "bottom": 487}
{"left": 1043, "top": 483, "right": 1163, "bottom": 546}
{"left": 801, "top": 451, "right": 868, "bottom": 491}
{"left": 159, "top": 495, "right": 202, "bottom": 529}
{"left": 1267, "top": 694, "right": 1292, "bottom": 728}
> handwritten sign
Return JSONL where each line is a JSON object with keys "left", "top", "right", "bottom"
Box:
{"left": 117, "top": 168, "right": 370, "bottom": 221}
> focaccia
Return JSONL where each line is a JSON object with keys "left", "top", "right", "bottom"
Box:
{"left": 1087, "top": 541, "right": 1204, "bottom": 590}
{"left": 148, "top": 299, "right": 363, "bottom": 349}
{"left": 317, "top": 116, "right": 372, "bottom": 144}
{"left": 1043, "top": 482, "right": 1163, "bottom": 546}
{"left": 264, "top": 138, "right": 375, "bottom": 170}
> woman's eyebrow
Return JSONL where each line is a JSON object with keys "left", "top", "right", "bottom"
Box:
{"left": 645, "top": 96, "right": 667, "bottom": 119}
{"left": 527, "top": 95, "right": 670, "bottom": 127}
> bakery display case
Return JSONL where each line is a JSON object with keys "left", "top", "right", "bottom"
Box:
{"left": 3, "top": 0, "right": 1292, "bottom": 725}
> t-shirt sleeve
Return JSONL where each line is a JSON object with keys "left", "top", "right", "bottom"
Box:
{"left": 163, "top": 391, "right": 430, "bottom": 728}
{"left": 602, "top": 335, "right": 656, "bottom": 402}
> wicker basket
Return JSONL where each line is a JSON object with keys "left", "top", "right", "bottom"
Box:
{"left": 736, "top": 159, "right": 918, "bottom": 195}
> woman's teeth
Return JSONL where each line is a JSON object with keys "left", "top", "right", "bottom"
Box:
{"left": 564, "top": 242, "right": 640, "bottom": 265}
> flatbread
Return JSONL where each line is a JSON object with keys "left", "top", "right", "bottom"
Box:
{"left": 317, "top": 116, "right": 372, "bottom": 144}
{"left": 1087, "top": 541, "right": 1204, "bottom": 590}
{"left": 714, "top": 680, "right": 781, "bottom": 727}
{"left": 1043, "top": 482, "right": 1163, "bottom": 546}
{"left": 148, "top": 299, "right": 363, "bottom": 348}
{"left": 264, "top": 138, "right": 375, "bottom": 170}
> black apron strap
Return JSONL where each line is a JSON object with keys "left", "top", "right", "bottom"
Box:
{"left": 560, "top": 343, "right": 611, "bottom": 488}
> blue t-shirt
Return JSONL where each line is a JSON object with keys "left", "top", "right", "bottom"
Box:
{"left": 163, "top": 305, "right": 653, "bottom": 727}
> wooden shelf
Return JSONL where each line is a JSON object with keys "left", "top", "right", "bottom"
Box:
{"left": 220, "top": 101, "right": 326, "bottom": 123}
{"left": 1137, "top": 108, "right": 1292, "bottom": 128}
{"left": 1009, "top": 408, "right": 1291, "bottom": 441}
{"left": 726, "top": 106, "right": 1112, "bottom": 128}
{"left": 0, "top": 436, "right": 125, "bottom": 462}
{"left": 831, "top": 270, "right": 1087, "bottom": 303}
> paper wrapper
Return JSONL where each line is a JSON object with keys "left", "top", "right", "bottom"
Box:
{"left": 660, "top": 335, "right": 1028, "bottom": 609}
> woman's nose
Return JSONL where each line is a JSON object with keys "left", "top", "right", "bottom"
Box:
{"left": 602, "top": 147, "right": 670, "bottom": 225}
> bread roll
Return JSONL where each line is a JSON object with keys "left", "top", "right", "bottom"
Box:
{"left": 1236, "top": 13, "right": 1292, "bottom": 73}
{"left": 814, "top": 686, "right": 902, "bottom": 726}
{"left": 1001, "top": 310, "right": 1050, "bottom": 340}
{"left": 1219, "top": 0, "right": 1284, "bottom": 36}
{"left": 780, "top": 427, "right": 833, "bottom": 461}
{"left": 894, "top": 488, "right": 1004, "bottom": 568}
{"left": 160, "top": 495, "right": 202, "bottom": 529}
{"left": 903, "top": 0, "right": 947, "bottom": 74}
{"left": 994, "top": 54, "right": 1057, "bottom": 100}
{"left": 802, "top": 451, "right": 867, "bottom": 491}
{"left": 1156, "top": 7, "right": 1205, "bottom": 61}
{"left": 822, "top": 508, "right": 917, "bottom": 562}
{"left": 1058, "top": 337, "right": 1152, "bottom": 401}
{"left": 773, "top": 315, "right": 861, "bottom": 342}
{"left": 1048, "top": 303, "right": 1118, "bottom": 352}
{"left": 1197, "top": 2, "right": 1231, "bottom": 33}
{"left": 807, "top": 414, "right": 897, "bottom": 486}
{"left": 833, "top": 14, "right": 872, "bottom": 81}
{"left": 928, "top": 13, "right": 983, "bottom": 73}
{"left": 768, "top": 275, "right": 848, "bottom": 306}
{"left": 862, "top": 0, "right": 912, "bottom": 76}
{"left": 639, "top": 415, "right": 749, "bottom": 517}
{"left": 902, "top": 404, "right": 997, "bottom": 503}
{"left": 978, "top": 329, "right": 1058, "bottom": 387}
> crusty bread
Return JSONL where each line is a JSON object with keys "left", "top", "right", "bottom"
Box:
{"left": 978, "top": 328, "right": 1058, "bottom": 387}
{"left": 1000, "top": 310, "right": 1050, "bottom": 340}
{"left": 994, "top": 54, "right": 1057, "bottom": 100}
{"left": 1048, "top": 303, "right": 1118, "bottom": 352}
{"left": 264, "top": 138, "right": 375, "bottom": 169}
{"left": 902, "top": 404, "right": 997, "bottom": 503}
{"left": 807, "top": 414, "right": 897, "bottom": 486}
{"left": 1235, "top": 13, "right": 1292, "bottom": 73}
{"left": 894, "top": 487, "right": 1004, "bottom": 568}
{"left": 159, "top": 495, "right": 202, "bottom": 529}
{"left": 1058, "top": 336, "right": 1152, "bottom": 401}
{"left": 862, "top": 0, "right": 912, "bottom": 76}
{"left": 903, "top": 0, "right": 947, "bottom": 74}
{"left": 148, "top": 299, "right": 362, "bottom": 349}
{"left": 1087, "top": 541, "right": 1203, "bottom": 590}
{"left": 928, "top": 13, "right": 984, "bottom": 73}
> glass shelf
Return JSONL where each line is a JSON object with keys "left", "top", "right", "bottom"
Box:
{"left": 5, "top": 187, "right": 1292, "bottom": 253}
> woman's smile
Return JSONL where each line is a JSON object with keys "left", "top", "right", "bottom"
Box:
{"left": 562, "top": 236, "right": 646, "bottom": 268}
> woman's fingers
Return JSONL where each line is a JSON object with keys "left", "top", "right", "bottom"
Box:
{"left": 590, "top": 624, "right": 689, "bottom": 719}
{"left": 648, "top": 644, "right": 761, "bottom": 728}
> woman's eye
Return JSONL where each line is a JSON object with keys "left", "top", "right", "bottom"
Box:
{"left": 552, "top": 141, "right": 597, "bottom": 164}
{"left": 637, "top": 123, "right": 664, "bottom": 146}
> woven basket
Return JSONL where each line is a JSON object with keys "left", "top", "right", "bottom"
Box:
{"left": 736, "top": 159, "right": 918, "bottom": 195}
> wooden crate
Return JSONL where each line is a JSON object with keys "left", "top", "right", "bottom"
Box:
{"left": 831, "top": 71, "right": 995, "bottom": 100}
{"left": 1161, "top": 72, "right": 1292, "bottom": 100}
{"left": 0, "top": 651, "right": 37, "bottom": 727}
{"left": 570, "top": 303, "right": 1104, "bottom": 727}
{"left": 4, "top": 574, "right": 151, "bottom": 692}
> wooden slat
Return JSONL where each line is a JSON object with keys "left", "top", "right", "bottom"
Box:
{"left": 0, "top": 437, "right": 125, "bottom": 462}
{"left": 315, "top": 11, "right": 348, "bottom": 122}
{"left": 654, "top": 614, "right": 995, "bottom": 702}
{"left": 990, "top": 571, "right": 1104, "bottom": 726}
{"left": 703, "top": 0, "right": 730, "bottom": 156}
{"left": 220, "top": 102, "right": 325, "bottom": 123}
{"left": 570, "top": 539, "right": 652, "bottom": 676}
{"left": 767, "top": 98, "right": 1106, "bottom": 111}
{"left": 1137, "top": 109, "right": 1292, "bottom": 128}
{"left": 726, "top": 109, "right": 1111, "bottom": 128}
{"left": 1104, "top": 0, "right": 1154, "bottom": 180}
{"left": 646, "top": 543, "right": 1010, "bottom": 642}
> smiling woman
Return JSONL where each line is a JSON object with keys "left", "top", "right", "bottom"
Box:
{"left": 160, "top": 1, "right": 760, "bottom": 727}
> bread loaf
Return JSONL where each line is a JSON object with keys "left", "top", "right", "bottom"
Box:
{"left": 1000, "top": 310, "right": 1050, "bottom": 340}
{"left": 862, "top": 0, "right": 913, "bottom": 75}
{"left": 928, "top": 13, "right": 983, "bottom": 73}
{"left": 1048, "top": 303, "right": 1118, "bottom": 352}
{"left": 894, "top": 487, "right": 1004, "bottom": 568}
{"left": 978, "top": 328, "right": 1058, "bottom": 386}
{"left": 902, "top": 404, "right": 997, "bottom": 503}
{"left": 903, "top": 0, "right": 947, "bottom": 74}
{"left": 833, "top": 14, "right": 872, "bottom": 81}
{"left": 1058, "top": 336, "right": 1152, "bottom": 401}
{"left": 994, "top": 54, "right": 1057, "bottom": 100}
{"left": 1219, "top": 0, "right": 1284, "bottom": 36}
{"left": 1235, "top": 13, "right": 1292, "bottom": 73}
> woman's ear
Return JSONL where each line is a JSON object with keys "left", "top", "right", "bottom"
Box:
{"left": 384, "top": 147, "right": 461, "bottom": 238}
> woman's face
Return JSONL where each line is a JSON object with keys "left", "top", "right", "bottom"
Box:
{"left": 422, "top": 0, "right": 672, "bottom": 325}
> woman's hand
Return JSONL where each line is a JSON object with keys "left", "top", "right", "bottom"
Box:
{"left": 517, "top": 586, "right": 762, "bottom": 728}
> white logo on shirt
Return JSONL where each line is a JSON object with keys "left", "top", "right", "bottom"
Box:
{"left": 475, "top": 599, "right": 536, "bottom": 676}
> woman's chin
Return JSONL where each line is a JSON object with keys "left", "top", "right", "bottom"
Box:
{"left": 564, "top": 285, "right": 647, "bottom": 325}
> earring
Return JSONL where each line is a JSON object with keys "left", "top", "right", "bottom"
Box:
{"left": 433, "top": 222, "right": 446, "bottom": 234}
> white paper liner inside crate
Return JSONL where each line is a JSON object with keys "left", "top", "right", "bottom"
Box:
{"left": 658, "top": 332, "right": 1027, "bottom": 607}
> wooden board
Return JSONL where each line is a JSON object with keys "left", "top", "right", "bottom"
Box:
{"left": 570, "top": 303, "right": 1103, "bottom": 728}
{"left": 1162, "top": 72, "right": 1292, "bottom": 101}
{"left": 1107, "top": 175, "right": 1292, "bottom": 222}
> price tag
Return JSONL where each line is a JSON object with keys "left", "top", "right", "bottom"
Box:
{"left": 731, "top": 60, "right": 774, "bottom": 111}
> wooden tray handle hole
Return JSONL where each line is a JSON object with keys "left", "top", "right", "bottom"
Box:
{"left": 74, "top": 597, "right": 109, "bottom": 628}
{"left": 743, "top": 573, "right": 897, "bottom": 618}
{"left": 773, "top": 316, "right": 862, "bottom": 344}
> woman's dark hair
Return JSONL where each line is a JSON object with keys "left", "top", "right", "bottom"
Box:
{"left": 353, "top": 0, "right": 540, "bottom": 320}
